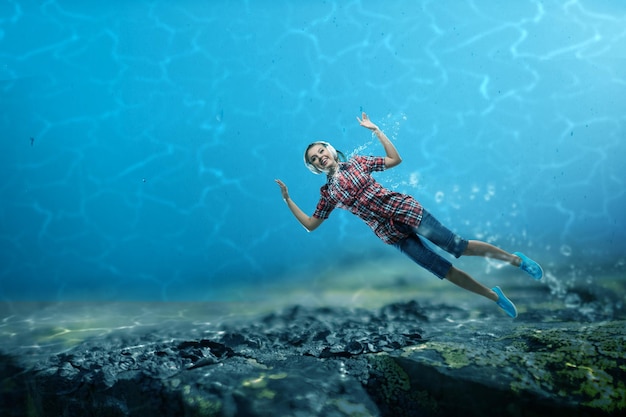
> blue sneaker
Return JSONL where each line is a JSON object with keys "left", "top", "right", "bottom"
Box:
{"left": 492, "top": 286, "right": 517, "bottom": 318}
{"left": 514, "top": 252, "right": 543, "bottom": 280}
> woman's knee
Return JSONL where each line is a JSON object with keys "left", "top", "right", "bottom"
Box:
{"left": 462, "top": 240, "right": 476, "bottom": 256}
{"left": 445, "top": 265, "right": 462, "bottom": 281}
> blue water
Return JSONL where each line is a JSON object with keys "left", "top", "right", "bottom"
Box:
{"left": 1, "top": 0, "right": 625, "bottom": 301}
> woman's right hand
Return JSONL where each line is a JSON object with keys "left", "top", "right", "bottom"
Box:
{"left": 275, "top": 179, "right": 290, "bottom": 201}
{"left": 274, "top": 179, "right": 324, "bottom": 231}
{"left": 356, "top": 112, "right": 379, "bottom": 131}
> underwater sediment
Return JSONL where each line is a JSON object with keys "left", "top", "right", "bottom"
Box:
{"left": 1, "top": 286, "right": 625, "bottom": 417}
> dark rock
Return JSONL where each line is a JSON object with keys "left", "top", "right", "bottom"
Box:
{"left": 1, "top": 299, "right": 625, "bottom": 416}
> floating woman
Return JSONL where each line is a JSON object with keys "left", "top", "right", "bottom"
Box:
{"left": 275, "top": 113, "right": 543, "bottom": 318}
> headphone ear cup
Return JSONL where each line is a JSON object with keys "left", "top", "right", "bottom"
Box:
{"left": 324, "top": 143, "right": 338, "bottom": 160}
{"left": 306, "top": 163, "right": 322, "bottom": 174}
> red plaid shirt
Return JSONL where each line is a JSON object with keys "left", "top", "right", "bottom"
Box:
{"left": 312, "top": 156, "right": 423, "bottom": 244}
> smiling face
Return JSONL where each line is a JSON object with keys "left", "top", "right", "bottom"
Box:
{"left": 306, "top": 143, "right": 338, "bottom": 174}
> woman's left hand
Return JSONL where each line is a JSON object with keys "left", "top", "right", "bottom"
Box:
{"left": 356, "top": 112, "right": 379, "bottom": 131}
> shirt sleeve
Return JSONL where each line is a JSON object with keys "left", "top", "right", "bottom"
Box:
{"left": 355, "top": 155, "right": 386, "bottom": 173}
{"left": 312, "top": 186, "right": 336, "bottom": 219}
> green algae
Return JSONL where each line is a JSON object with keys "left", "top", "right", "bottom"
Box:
{"left": 181, "top": 385, "right": 222, "bottom": 417}
{"left": 413, "top": 342, "right": 471, "bottom": 369}
{"left": 395, "top": 321, "right": 625, "bottom": 414}
{"left": 241, "top": 371, "right": 291, "bottom": 401}
{"left": 366, "top": 353, "right": 439, "bottom": 416}
{"left": 506, "top": 321, "right": 626, "bottom": 412}
{"left": 368, "top": 353, "right": 411, "bottom": 398}
{"left": 328, "top": 398, "right": 374, "bottom": 417}
{"left": 401, "top": 339, "right": 510, "bottom": 370}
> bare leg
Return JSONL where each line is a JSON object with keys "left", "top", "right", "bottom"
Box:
{"left": 445, "top": 266, "right": 498, "bottom": 301}
{"left": 463, "top": 240, "right": 521, "bottom": 266}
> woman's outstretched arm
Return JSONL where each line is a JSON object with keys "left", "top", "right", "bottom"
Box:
{"left": 275, "top": 179, "right": 324, "bottom": 232}
{"left": 356, "top": 112, "right": 402, "bottom": 169}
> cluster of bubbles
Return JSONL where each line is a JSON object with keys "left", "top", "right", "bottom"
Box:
{"left": 429, "top": 184, "right": 497, "bottom": 206}
{"left": 348, "top": 112, "right": 407, "bottom": 159}
{"left": 543, "top": 248, "right": 622, "bottom": 321}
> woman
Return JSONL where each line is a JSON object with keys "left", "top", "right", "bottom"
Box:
{"left": 275, "top": 113, "right": 543, "bottom": 318}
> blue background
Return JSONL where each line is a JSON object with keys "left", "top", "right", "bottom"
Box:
{"left": 1, "top": 0, "right": 625, "bottom": 301}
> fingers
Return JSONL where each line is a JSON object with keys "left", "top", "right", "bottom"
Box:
{"left": 275, "top": 179, "right": 287, "bottom": 190}
{"left": 275, "top": 179, "right": 289, "bottom": 201}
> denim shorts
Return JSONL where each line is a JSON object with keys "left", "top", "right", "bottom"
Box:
{"left": 393, "top": 210, "right": 469, "bottom": 279}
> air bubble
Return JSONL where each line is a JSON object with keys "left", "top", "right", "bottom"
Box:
{"left": 560, "top": 245, "right": 572, "bottom": 257}
{"left": 564, "top": 293, "right": 581, "bottom": 309}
